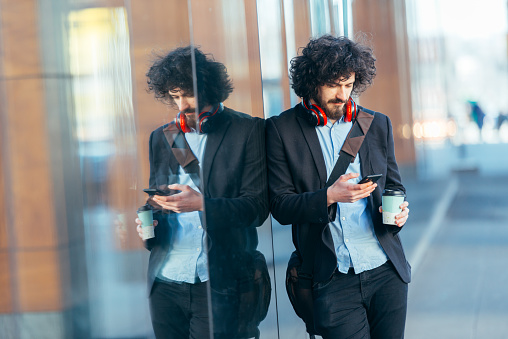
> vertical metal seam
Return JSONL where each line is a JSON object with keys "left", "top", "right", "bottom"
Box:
{"left": 343, "top": 0, "right": 349, "bottom": 37}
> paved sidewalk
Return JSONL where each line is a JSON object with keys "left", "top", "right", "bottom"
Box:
{"left": 404, "top": 174, "right": 508, "bottom": 339}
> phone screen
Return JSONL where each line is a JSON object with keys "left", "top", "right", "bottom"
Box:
{"left": 143, "top": 188, "right": 179, "bottom": 196}
{"left": 358, "top": 174, "right": 382, "bottom": 184}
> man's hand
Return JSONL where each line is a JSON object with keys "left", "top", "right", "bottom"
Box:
{"left": 136, "top": 218, "right": 158, "bottom": 240}
{"left": 327, "top": 173, "right": 377, "bottom": 206}
{"left": 379, "top": 201, "right": 410, "bottom": 228}
{"left": 152, "top": 184, "right": 204, "bottom": 213}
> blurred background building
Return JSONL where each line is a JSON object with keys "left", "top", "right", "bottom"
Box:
{"left": 0, "top": 0, "right": 507, "bottom": 338}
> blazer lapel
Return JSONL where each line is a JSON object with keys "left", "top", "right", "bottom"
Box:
{"left": 162, "top": 123, "right": 199, "bottom": 168}
{"left": 341, "top": 108, "right": 374, "bottom": 159}
{"left": 296, "top": 110, "right": 327, "bottom": 186}
{"left": 202, "top": 114, "right": 232, "bottom": 193}
{"left": 160, "top": 123, "right": 181, "bottom": 176}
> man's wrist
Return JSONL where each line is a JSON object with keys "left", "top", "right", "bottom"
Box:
{"left": 326, "top": 187, "right": 334, "bottom": 206}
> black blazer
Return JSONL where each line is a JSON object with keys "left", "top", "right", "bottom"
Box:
{"left": 144, "top": 107, "right": 269, "bottom": 294}
{"left": 266, "top": 103, "right": 411, "bottom": 284}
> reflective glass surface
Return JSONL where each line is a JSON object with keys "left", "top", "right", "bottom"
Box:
{"left": 1, "top": 1, "right": 508, "bottom": 338}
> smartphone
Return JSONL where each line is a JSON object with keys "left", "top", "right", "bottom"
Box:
{"left": 143, "top": 188, "right": 180, "bottom": 196}
{"left": 358, "top": 174, "right": 382, "bottom": 185}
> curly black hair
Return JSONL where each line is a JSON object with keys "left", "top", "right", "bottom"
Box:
{"left": 146, "top": 46, "right": 233, "bottom": 107}
{"left": 289, "top": 35, "right": 376, "bottom": 100}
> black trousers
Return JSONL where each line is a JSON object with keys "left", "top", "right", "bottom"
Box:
{"left": 312, "top": 261, "right": 408, "bottom": 339}
{"left": 149, "top": 279, "right": 210, "bottom": 339}
{"left": 149, "top": 278, "right": 253, "bottom": 339}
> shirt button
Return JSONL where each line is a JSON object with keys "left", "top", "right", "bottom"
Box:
{"left": 198, "top": 226, "right": 202, "bottom": 229}
{"left": 196, "top": 248, "right": 200, "bottom": 252}
{"left": 345, "top": 239, "right": 349, "bottom": 243}
{"left": 342, "top": 217, "right": 346, "bottom": 221}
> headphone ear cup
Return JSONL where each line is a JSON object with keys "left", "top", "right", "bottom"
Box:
{"left": 199, "top": 115, "right": 213, "bottom": 134}
{"left": 303, "top": 101, "right": 327, "bottom": 126}
{"left": 175, "top": 112, "right": 183, "bottom": 131}
{"left": 175, "top": 112, "right": 191, "bottom": 133}
{"left": 197, "top": 104, "right": 221, "bottom": 133}
{"left": 344, "top": 98, "right": 357, "bottom": 122}
{"left": 345, "top": 100, "right": 352, "bottom": 122}
{"left": 312, "top": 105, "right": 327, "bottom": 126}
{"left": 305, "top": 108, "right": 319, "bottom": 125}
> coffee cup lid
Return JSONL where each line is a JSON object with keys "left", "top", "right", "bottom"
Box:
{"left": 137, "top": 204, "right": 152, "bottom": 212}
{"left": 383, "top": 189, "right": 405, "bottom": 197}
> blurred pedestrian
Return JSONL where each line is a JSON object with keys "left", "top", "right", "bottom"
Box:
{"left": 468, "top": 101, "right": 486, "bottom": 131}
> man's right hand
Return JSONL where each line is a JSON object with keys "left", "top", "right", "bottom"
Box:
{"left": 327, "top": 172, "right": 377, "bottom": 206}
{"left": 135, "top": 218, "right": 158, "bottom": 240}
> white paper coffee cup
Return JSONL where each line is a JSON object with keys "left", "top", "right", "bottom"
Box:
{"left": 382, "top": 189, "right": 405, "bottom": 225}
{"left": 137, "top": 206, "right": 155, "bottom": 240}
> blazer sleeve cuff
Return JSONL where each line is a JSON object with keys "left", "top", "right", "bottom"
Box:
{"left": 314, "top": 187, "right": 334, "bottom": 224}
{"left": 328, "top": 203, "right": 337, "bottom": 222}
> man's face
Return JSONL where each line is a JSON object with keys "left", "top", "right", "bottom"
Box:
{"left": 169, "top": 89, "right": 197, "bottom": 113}
{"left": 169, "top": 88, "right": 198, "bottom": 127}
{"left": 312, "top": 73, "right": 355, "bottom": 122}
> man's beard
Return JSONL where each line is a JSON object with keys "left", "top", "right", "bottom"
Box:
{"left": 315, "top": 97, "right": 347, "bottom": 121}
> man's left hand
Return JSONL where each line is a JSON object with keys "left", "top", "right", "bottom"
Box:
{"left": 379, "top": 201, "right": 409, "bottom": 228}
{"left": 153, "top": 184, "right": 204, "bottom": 213}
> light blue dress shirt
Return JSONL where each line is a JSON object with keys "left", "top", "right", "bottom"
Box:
{"left": 158, "top": 131, "right": 209, "bottom": 283}
{"left": 315, "top": 117, "right": 388, "bottom": 274}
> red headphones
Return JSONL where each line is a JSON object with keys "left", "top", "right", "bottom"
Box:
{"left": 345, "top": 97, "right": 357, "bottom": 123}
{"left": 302, "top": 100, "right": 328, "bottom": 126}
{"left": 175, "top": 104, "right": 222, "bottom": 133}
{"left": 302, "top": 98, "right": 357, "bottom": 126}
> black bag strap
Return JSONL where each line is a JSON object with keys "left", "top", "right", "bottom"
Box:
{"left": 326, "top": 107, "right": 376, "bottom": 187}
{"left": 298, "top": 107, "right": 375, "bottom": 286}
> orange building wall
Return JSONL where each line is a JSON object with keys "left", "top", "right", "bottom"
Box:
{"left": 0, "top": 0, "right": 62, "bottom": 312}
{"left": 352, "top": 0, "right": 416, "bottom": 166}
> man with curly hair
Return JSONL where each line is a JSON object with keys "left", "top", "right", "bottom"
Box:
{"left": 136, "top": 46, "right": 269, "bottom": 338}
{"left": 266, "top": 35, "right": 411, "bottom": 338}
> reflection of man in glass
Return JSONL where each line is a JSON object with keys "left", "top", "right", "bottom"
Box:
{"left": 135, "top": 46, "right": 269, "bottom": 339}
{"left": 266, "top": 35, "right": 410, "bottom": 338}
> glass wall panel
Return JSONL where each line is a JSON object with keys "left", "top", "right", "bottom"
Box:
{"left": 1, "top": 0, "right": 192, "bottom": 337}
{"left": 188, "top": 0, "right": 277, "bottom": 338}
{"left": 257, "top": 0, "right": 289, "bottom": 116}
{"left": 309, "top": 0, "right": 331, "bottom": 36}
{"left": 66, "top": 6, "right": 146, "bottom": 338}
